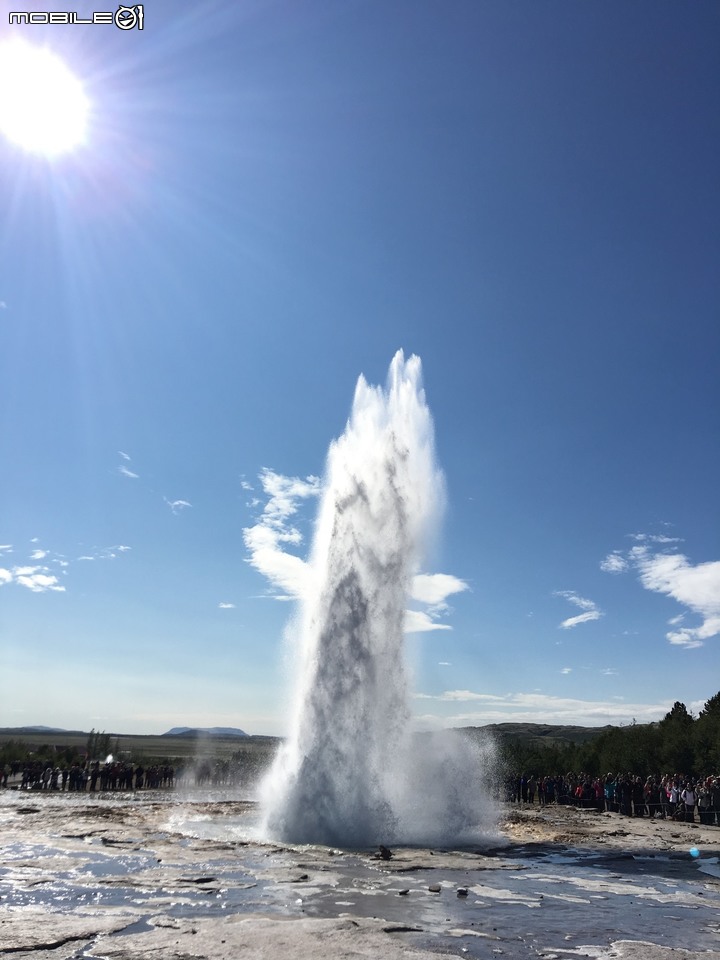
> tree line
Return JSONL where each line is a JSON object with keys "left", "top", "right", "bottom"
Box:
{"left": 498, "top": 693, "right": 720, "bottom": 777}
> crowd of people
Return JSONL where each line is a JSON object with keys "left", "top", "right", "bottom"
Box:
{"left": 5, "top": 759, "right": 175, "bottom": 792}
{"left": 507, "top": 772, "right": 720, "bottom": 825}
{"left": 1, "top": 757, "right": 254, "bottom": 791}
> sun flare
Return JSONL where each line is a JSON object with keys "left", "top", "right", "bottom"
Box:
{"left": 0, "top": 39, "right": 89, "bottom": 156}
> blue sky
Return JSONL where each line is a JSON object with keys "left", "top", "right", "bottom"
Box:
{"left": 1, "top": 1, "right": 718, "bottom": 736}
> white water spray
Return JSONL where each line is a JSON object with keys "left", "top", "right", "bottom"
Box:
{"left": 261, "top": 351, "right": 497, "bottom": 847}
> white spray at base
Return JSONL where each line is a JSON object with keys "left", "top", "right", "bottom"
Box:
{"left": 260, "top": 351, "right": 498, "bottom": 848}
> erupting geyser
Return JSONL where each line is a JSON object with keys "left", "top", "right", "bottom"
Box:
{"left": 261, "top": 351, "right": 497, "bottom": 847}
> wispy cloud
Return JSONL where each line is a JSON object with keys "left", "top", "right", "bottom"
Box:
{"left": 554, "top": 590, "right": 603, "bottom": 629}
{"left": 116, "top": 451, "right": 139, "bottom": 478}
{"left": 412, "top": 690, "right": 706, "bottom": 727}
{"left": 218, "top": 602, "right": 236, "bottom": 609}
{"left": 600, "top": 551, "right": 628, "bottom": 574}
{"left": 601, "top": 535, "right": 720, "bottom": 649}
{"left": 560, "top": 667, "right": 572, "bottom": 674}
{"left": 1, "top": 536, "right": 133, "bottom": 595}
{"left": 415, "top": 690, "right": 507, "bottom": 703}
{"left": 79, "top": 545, "right": 131, "bottom": 560}
{"left": 629, "top": 532, "right": 683, "bottom": 545}
{"left": 164, "top": 498, "right": 192, "bottom": 514}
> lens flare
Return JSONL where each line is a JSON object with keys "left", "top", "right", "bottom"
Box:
{"left": 0, "top": 39, "right": 89, "bottom": 156}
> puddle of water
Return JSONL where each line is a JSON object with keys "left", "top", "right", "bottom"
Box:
{"left": 3, "top": 800, "right": 719, "bottom": 960}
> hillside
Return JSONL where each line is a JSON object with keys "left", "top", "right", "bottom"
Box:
{"left": 162, "top": 727, "right": 248, "bottom": 737}
{"left": 459, "top": 721, "right": 615, "bottom": 747}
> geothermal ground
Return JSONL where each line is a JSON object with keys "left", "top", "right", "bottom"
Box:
{"left": 2, "top": 790, "right": 719, "bottom": 960}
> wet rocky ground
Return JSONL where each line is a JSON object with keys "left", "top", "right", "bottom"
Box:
{"left": 1, "top": 791, "right": 719, "bottom": 959}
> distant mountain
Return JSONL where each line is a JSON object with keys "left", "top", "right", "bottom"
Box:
{"left": 162, "top": 726, "right": 248, "bottom": 737}
{"left": 0, "top": 725, "right": 69, "bottom": 734}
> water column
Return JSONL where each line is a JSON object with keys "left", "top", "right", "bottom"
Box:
{"left": 261, "top": 351, "right": 496, "bottom": 847}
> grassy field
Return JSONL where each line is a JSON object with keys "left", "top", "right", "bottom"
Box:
{"left": 0, "top": 728, "right": 281, "bottom": 767}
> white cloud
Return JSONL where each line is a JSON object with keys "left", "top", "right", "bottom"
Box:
{"left": 560, "top": 611, "right": 600, "bottom": 629}
{"left": 560, "top": 667, "right": 572, "bottom": 674}
{"left": 16, "top": 571, "right": 65, "bottom": 592}
{"left": 243, "top": 520, "right": 310, "bottom": 598}
{"left": 410, "top": 573, "right": 469, "bottom": 607}
{"left": 0, "top": 563, "right": 65, "bottom": 593}
{"left": 118, "top": 465, "right": 139, "bottom": 479}
{"left": 242, "top": 469, "right": 321, "bottom": 601}
{"left": 404, "top": 609, "right": 452, "bottom": 633}
{"left": 554, "top": 590, "right": 603, "bottom": 629}
{"left": 118, "top": 451, "right": 131, "bottom": 460}
{"left": 631, "top": 546, "right": 720, "bottom": 648}
{"left": 405, "top": 575, "right": 468, "bottom": 632}
{"left": 165, "top": 498, "right": 192, "bottom": 514}
{"left": 30, "top": 549, "right": 48, "bottom": 560}
{"left": 600, "top": 552, "right": 628, "bottom": 574}
{"left": 438, "top": 661, "right": 451, "bottom": 666}
{"left": 218, "top": 602, "right": 236, "bottom": 609}
{"left": 602, "top": 536, "right": 720, "bottom": 649}
{"left": 240, "top": 479, "right": 254, "bottom": 491}
{"left": 0, "top": 544, "right": 13, "bottom": 554}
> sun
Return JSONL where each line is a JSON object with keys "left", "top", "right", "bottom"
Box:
{"left": 0, "top": 38, "right": 90, "bottom": 156}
